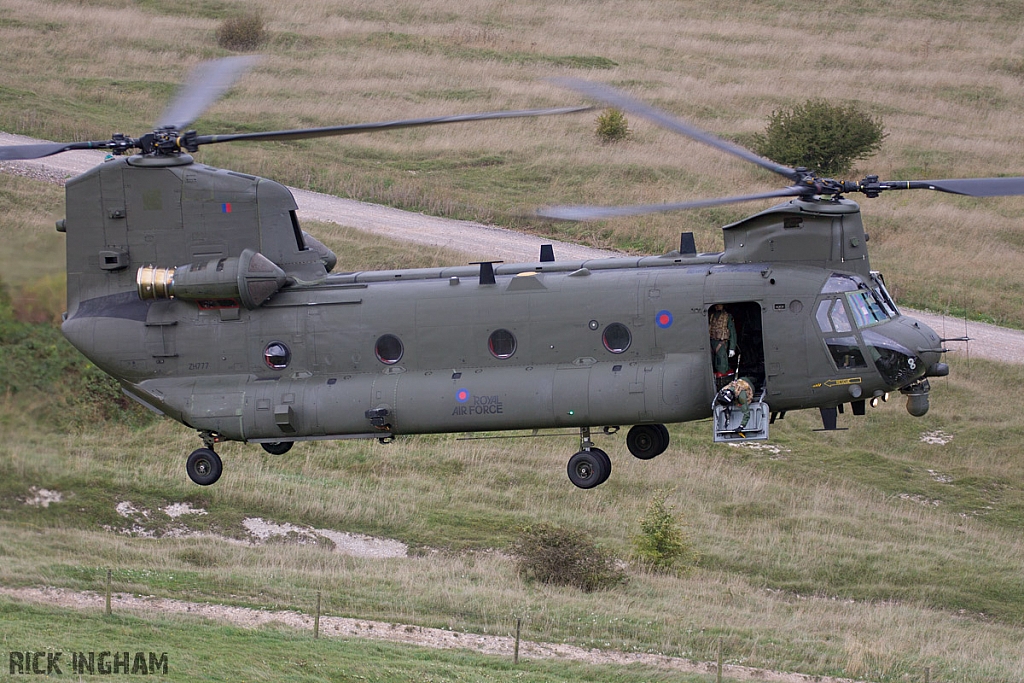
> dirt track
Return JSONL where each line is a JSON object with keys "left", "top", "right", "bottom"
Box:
{"left": 0, "top": 586, "right": 864, "bottom": 683}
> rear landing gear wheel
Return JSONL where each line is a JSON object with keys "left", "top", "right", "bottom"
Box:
{"left": 186, "top": 448, "right": 222, "bottom": 486}
{"left": 261, "top": 441, "right": 293, "bottom": 455}
{"left": 567, "top": 449, "right": 610, "bottom": 489}
{"left": 626, "top": 424, "right": 669, "bottom": 460}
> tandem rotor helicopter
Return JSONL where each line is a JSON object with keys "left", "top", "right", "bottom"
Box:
{"left": 4, "top": 58, "right": 1022, "bottom": 489}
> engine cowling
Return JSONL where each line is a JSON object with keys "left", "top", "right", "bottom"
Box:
{"left": 136, "top": 248, "right": 287, "bottom": 309}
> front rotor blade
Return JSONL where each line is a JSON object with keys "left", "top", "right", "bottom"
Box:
{"left": 192, "top": 106, "right": 592, "bottom": 146}
{"left": 156, "top": 56, "right": 260, "bottom": 131}
{"left": 539, "top": 187, "right": 809, "bottom": 221}
{"left": 553, "top": 78, "right": 800, "bottom": 182}
{"left": 0, "top": 140, "right": 113, "bottom": 161}
{"left": 880, "top": 176, "right": 1024, "bottom": 197}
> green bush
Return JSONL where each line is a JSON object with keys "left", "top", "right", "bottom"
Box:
{"left": 0, "top": 281, "right": 154, "bottom": 430}
{"left": 752, "top": 99, "right": 886, "bottom": 177}
{"left": 510, "top": 523, "right": 626, "bottom": 592}
{"left": 595, "top": 108, "right": 630, "bottom": 143}
{"left": 216, "top": 12, "right": 267, "bottom": 52}
{"left": 631, "top": 491, "right": 695, "bottom": 571}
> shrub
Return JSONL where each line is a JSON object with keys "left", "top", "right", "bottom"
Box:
{"left": 751, "top": 99, "right": 886, "bottom": 177}
{"left": 595, "top": 108, "right": 630, "bottom": 143}
{"left": 510, "top": 523, "right": 626, "bottom": 592}
{"left": 216, "top": 12, "right": 267, "bottom": 52}
{"left": 631, "top": 491, "right": 695, "bottom": 571}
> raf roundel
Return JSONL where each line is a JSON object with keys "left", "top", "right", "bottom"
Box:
{"left": 456, "top": 389, "right": 470, "bottom": 403}
{"left": 656, "top": 310, "right": 674, "bottom": 329}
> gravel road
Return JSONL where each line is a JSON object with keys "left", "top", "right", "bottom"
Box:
{"left": 2, "top": 130, "right": 1020, "bottom": 364}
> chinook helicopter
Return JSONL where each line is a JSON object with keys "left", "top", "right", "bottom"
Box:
{"left": 5, "top": 60, "right": 1023, "bottom": 490}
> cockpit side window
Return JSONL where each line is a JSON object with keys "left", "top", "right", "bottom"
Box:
{"left": 815, "top": 300, "right": 833, "bottom": 333}
{"left": 826, "top": 337, "right": 867, "bottom": 369}
{"left": 830, "top": 300, "right": 852, "bottom": 332}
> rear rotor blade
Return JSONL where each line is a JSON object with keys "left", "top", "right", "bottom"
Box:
{"left": 156, "top": 56, "right": 260, "bottom": 131}
{"left": 0, "top": 140, "right": 114, "bottom": 161}
{"left": 192, "top": 106, "right": 592, "bottom": 146}
{"left": 553, "top": 78, "right": 800, "bottom": 182}
{"left": 539, "top": 187, "right": 809, "bottom": 221}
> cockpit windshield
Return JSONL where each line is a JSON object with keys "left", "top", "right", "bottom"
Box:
{"left": 870, "top": 271, "right": 900, "bottom": 317}
{"left": 819, "top": 273, "right": 895, "bottom": 330}
{"left": 846, "top": 290, "right": 890, "bottom": 328}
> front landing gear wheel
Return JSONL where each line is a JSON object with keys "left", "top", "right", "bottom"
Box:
{"left": 626, "top": 424, "right": 669, "bottom": 460}
{"left": 261, "top": 441, "right": 293, "bottom": 455}
{"left": 186, "top": 448, "right": 222, "bottom": 486}
{"left": 567, "top": 449, "right": 610, "bottom": 489}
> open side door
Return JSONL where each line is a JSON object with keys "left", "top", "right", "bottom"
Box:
{"left": 713, "top": 388, "right": 770, "bottom": 442}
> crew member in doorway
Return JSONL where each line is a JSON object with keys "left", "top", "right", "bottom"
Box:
{"left": 709, "top": 304, "right": 737, "bottom": 388}
{"left": 716, "top": 377, "right": 754, "bottom": 434}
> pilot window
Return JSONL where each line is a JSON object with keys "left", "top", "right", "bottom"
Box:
{"left": 826, "top": 336, "right": 867, "bottom": 369}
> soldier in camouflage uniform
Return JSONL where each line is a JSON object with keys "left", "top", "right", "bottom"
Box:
{"left": 716, "top": 377, "right": 754, "bottom": 431}
{"left": 709, "top": 304, "right": 737, "bottom": 384}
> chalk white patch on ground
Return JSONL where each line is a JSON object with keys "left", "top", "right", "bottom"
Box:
{"left": 116, "top": 501, "right": 147, "bottom": 518}
{"left": 162, "top": 502, "right": 208, "bottom": 518}
{"left": 23, "top": 487, "right": 62, "bottom": 507}
{"left": 927, "top": 469, "right": 953, "bottom": 484}
{"left": 920, "top": 430, "right": 953, "bottom": 445}
{"left": 243, "top": 517, "right": 408, "bottom": 558}
{"left": 728, "top": 442, "right": 791, "bottom": 459}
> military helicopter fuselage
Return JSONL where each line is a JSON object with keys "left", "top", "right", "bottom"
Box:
{"left": 56, "top": 152, "right": 947, "bottom": 487}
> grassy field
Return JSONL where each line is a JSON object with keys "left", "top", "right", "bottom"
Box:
{"left": 3, "top": 1, "right": 1024, "bottom": 681}
{"left": 2, "top": 599, "right": 704, "bottom": 683}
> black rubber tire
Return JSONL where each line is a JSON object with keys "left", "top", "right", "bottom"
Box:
{"left": 567, "top": 450, "right": 608, "bottom": 489}
{"left": 261, "top": 441, "right": 293, "bottom": 455}
{"left": 626, "top": 424, "right": 669, "bottom": 460}
{"left": 186, "top": 448, "right": 223, "bottom": 486}
{"left": 590, "top": 447, "right": 612, "bottom": 486}
{"left": 655, "top": 423, "right": 670, "bottom": 448}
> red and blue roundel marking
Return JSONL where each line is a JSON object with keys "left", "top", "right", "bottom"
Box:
{"left": 656, "top": 310, "right": 674, "bottom": 328}
{"left": 456, "top": 389, "right": 470, "bottom": 403}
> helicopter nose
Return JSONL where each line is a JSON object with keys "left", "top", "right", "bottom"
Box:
{"left": 896, "top": 316, "right": 947, "bottom": 376}
{"left": 862, "top": 315, "right": 946, "bottom": 390}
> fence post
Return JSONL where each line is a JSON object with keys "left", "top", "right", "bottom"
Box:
{"left": 105, "top": 569, "right": 112, "bottom": 616}
{"left": 314, "top": 591, "right": 321, "bottom": 639}
{"left": 514, "top": 618, "right": 521, "bottom": 664}
{"left": 925, "top": 666, "right": 931, "bottom": 683}
{"left": 717, "top": 636, "right": 723, "bottom": 683}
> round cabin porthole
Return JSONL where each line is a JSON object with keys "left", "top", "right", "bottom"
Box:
{"left": 488, "top": 329, "right": 517, "bottom": 359}
{"left": 264, "top": 341, "right": 291, "bottom": 369}
{"left": 602, "top": 323, "right": 631, "bottom": 354}
{"left": 375, "top": 334, "right": 404, "bottom": 365}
